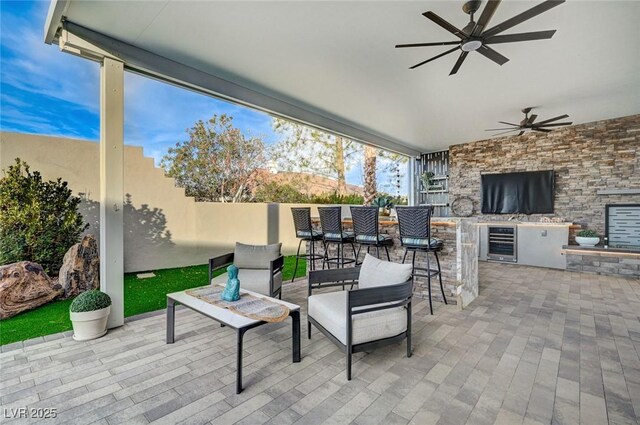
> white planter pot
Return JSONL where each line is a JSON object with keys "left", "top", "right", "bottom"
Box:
{"left": 575, "top": 236, "right": 600, "bottom": 247}
{"left": 71, "top": 306, "right": 110, "bottom": 341}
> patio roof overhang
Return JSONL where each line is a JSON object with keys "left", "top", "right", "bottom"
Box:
{"left": 45, "top": 0, "right": 640, "bottom": 154}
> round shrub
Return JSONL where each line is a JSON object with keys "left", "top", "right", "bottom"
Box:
{"left": 577, "top": 229, "right": 599, "bottom": 238}
{"left": 70, "top": 290, "right": 112, "bottom": 313}
{"left": 0, "top": 158, "right": 88, "bottom": 275}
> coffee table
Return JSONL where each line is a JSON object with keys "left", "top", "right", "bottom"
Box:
{"left": 166, "top": 287, "right": 301, "bottom": 394}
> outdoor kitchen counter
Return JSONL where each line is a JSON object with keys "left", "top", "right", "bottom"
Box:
{"left": 309, "top": 217, "right": 479, "bottom": 308}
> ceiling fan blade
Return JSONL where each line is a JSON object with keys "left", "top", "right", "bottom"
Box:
{"left": 483, "top": 0, "right": 565, "bottom": 38}
{"left": 498, "top": 121, "right": 520, "bottom": 126}
{"left": 527, "top": 114, "right": 538, "bottom": 125}
{"left": 536, "top": 114, "right": 569, "bottom": 125}
{"left": 535, "top": 122, "right": 573, "bottom": 127}
{"left": 395, "top": 41, "right": 460, "bottom": 48}
{"left": 492, "top": 129, "right": 521, "bottom": 136}
{"left": 518, "top": 131, "right": 525, "bottom": 136}
{"left": 477, "top": 45, "right": 509, "bottom": 65}
{"left": 409, "top": 46, "right": 460, "bottom": 69}
{"left": 472, "top": 0, "right": 501, "bottom": 36}
{"left": 484, "top": 30, "right": 556, "bottom": 44}
{"left": 422, "top": 11, "right": 467, "bottom": 39}
{"left": 449, "top": 51, "right": 469, "bottom": 75}
{"left": 533, "top": 128, "right": 552, "bottom": 133}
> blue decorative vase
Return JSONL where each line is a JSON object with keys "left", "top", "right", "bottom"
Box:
{"left": 221, "top": 265, "right": 240, "bottom": 302}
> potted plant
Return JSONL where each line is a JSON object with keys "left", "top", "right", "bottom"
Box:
{"left": 70, "top": 290, "right": 112, "bottom": 341}
{"left": 421, "top": 171, "right": 443, "bottom": 192}
{"left": 575, "top": 229, "right": 600, "bottom": 247}
{"left": 372, "top": 195, "right": 394, "bottom": 216}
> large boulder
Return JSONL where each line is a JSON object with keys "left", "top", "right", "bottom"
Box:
{"left": 0, "top": 262, "right": 63, "bottom": 320}
{"left": 58, "top": 235, "right": 99, "bottom": 299}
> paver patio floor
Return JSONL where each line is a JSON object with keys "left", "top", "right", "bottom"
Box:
{"left": 1, "top": 263, "right": 639, "bottom": 425}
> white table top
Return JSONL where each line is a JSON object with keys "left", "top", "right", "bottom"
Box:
{"left": 167, "top": 285, "right": 300, "bottom": 329}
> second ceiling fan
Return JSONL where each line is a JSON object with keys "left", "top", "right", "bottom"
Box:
{"left": 396, "top": 0, "right": 565, "bottom": 75}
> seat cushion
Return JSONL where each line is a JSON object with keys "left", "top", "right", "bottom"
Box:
{"left": 212, "top": 269, "right": 281, "bottom": 296}
{"left": 234, "top": 242, "right": 281, "bottom": 269}
{"left": 308, "top": 291, "right": 407, "bottom": 345}
{"left": 401, "top": 237, "right": 443, "bottom": 249}
{"left": 355, "top": 234, "right": 392, "bottom": 243}
{"left": 358, "top": 254, "right": 413, "bottom": 289}
{"left": 324, "top": 231, "right": 354, "bottom": 241}
{"left": 296, "top": 230, "right": 322, "bottom": 239}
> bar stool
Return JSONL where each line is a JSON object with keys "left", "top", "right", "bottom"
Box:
{"left": 318, "top": 206, "right": 356, "bottom": 268}
{"left": 350, "top": 206, "right": 393, "bottom": 263}
{"left": 396, "top": 206, "right": 447, "bottom": 315}
{"left": 291, "top": 207, "right": 324, "bottom": 282}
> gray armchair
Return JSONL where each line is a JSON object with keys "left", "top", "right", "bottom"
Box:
{"left": 307, "top": 254, "right": 413, "bottom": 380}
{"left": 209, "top": 243, "right": 284, "bottom": 298}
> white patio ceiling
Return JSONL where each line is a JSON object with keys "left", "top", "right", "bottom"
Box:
{"left": 46, "top": 1, "right": 640, "bottom": 155}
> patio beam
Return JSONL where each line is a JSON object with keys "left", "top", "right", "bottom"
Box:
{"left": 57, "top": 21, "right": 420, "bottom": 157}
{"left": 99, "top": 57, "right": 125, "bottom": 329}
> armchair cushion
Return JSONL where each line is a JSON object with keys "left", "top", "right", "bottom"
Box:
{"left": 308, "top": 291, "right": 407, "bottom": 345}
{"left": 358, "top": 254, "right": 413, "bottom": 289}
{"left": 212, "top": 269, "right": 282, "bottom": 296}
{"left": 234, "top": 242, "right": 282, "bottom": 269}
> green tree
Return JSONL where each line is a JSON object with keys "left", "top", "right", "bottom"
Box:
{"left": 0, "top": 159, "right": 88, "bottom": 275}
{"left": 161, "top": 114, "right": 266, "bottom": 202}
{"left": 253, "top": 181, "right": 309, "bottom": 203}
{"left": 271, "top": 118, "right": 361, "bottom": 195}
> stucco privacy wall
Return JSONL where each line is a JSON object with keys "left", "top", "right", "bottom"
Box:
{"left": 0, "top": 132, "right": 348, "bottom": 272}
{"left": 449, "top": 114, "right": 640, "bottom": 235}
{"left": 0, "top": 132, "right": 286, "bottom": 272}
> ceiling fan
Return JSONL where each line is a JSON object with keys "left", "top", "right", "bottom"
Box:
{"left": 486, "top": 107, "right": 573, "bottom": 136}
{"left": 395, "top": 0, "right": 564, "bottom": 75}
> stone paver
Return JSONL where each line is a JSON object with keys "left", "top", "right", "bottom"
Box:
{"left": 0, "top": 263, "right": 638, "bottom": 424}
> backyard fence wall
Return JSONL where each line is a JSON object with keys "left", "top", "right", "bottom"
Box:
{"left": 0, "top": 132, "right": 352, "bottom": 272}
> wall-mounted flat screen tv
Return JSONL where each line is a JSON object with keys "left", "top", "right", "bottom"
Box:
{"left": 481, "top": 170, "right": 554, "bottom": 214}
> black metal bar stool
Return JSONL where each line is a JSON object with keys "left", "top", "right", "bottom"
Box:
{"left": 350, "top": 206, "right": 393, "bottom": 264}
{"left": 318, "top": 206, "right": 356, "bottom": 268}
{"left": 291, "top": 207, "right": 324, "bottom": 282}
{"left": 396, "top": 206, "right": 447, "bottom": 315}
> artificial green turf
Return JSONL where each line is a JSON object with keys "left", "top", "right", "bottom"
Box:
{"left": 0, "top": 256, "right": 306, "bottom": 346}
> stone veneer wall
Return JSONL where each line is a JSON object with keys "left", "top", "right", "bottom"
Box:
{"left": 566, "top": 252, "right": 640, "bottom": 278}
{"left": 449, "top": 114, "right": 640, "bottom": 235}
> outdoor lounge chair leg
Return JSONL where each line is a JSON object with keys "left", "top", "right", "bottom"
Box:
{"left": 355, "top": 244, "right": 361, "bottom": 265}
{"left": 385, "top": 246, "right": 390, "bottom": 261}
{"left": 346, "top": 351, "right": 352, "bottom": 381}
{"left": 322, "top": 240, "right": 328, "bottom": 269}
{"left": 310, "top": 239, "right": 315, "bottom": 271}
{"left": 435, "top": 251, "right": 447, "bottom": 305}
{"left": 402, "top": 249, "right": 408, "bottom": 264}
{"left": 376, "top": 246, "right": 380, "bottom": 259}
{"left": 292, "top": 239, "right": 302, "bottom": 282}
{"left": 307, "top": 319, "right": 311, "bottom": 339}
{"left": 426, "top": 251, "right": 433, "bottom": 315}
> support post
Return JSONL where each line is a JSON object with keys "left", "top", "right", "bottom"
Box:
{"left": 100, "top": 57, "right": 125, "bottom": 329}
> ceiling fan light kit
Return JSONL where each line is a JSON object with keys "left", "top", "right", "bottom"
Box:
{"left": 396, "top": 0, "right": 565, "bottom": 75}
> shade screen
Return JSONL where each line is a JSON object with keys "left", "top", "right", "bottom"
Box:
{"left": 481, "top": 171, "right": 554, "bottom": 214}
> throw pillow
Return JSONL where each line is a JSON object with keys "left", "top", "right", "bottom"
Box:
{"left": 234, "top": 242, "right": 282, "bottom": 269}
{"left": 358, "top": 254, "right": 413, "bottom": 288}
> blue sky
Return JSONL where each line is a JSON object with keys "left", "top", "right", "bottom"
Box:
{"left": 0, "top": 0, "right": 407, "bottom": 192}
